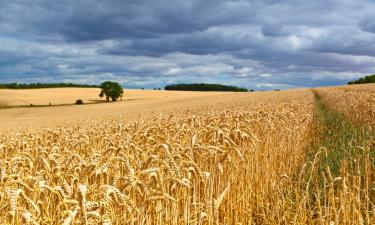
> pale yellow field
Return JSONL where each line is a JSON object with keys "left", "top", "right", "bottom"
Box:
{"left": 0, "top": 88, "right": 228, "bottom": 106}
{"left": 0, "top": 88, "right": 246, "bottom": 134}
{"left": 0, "top": 88, "right": 99, "bottom": 106}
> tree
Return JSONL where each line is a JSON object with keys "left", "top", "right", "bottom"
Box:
{"left": 0, "top": 82, "right": 99, "bottom": 89}
{"left": 164, "top": 83, "right": 248, "bottom": 92}
{"left": 99, "top": 81, "right": 123, "bottom": 101}
{"left": 348, "top": 74, "right": 375, "bottom": 85}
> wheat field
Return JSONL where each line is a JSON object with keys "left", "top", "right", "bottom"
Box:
{"left": 0, "top": 89, "right": 228, "bottom": 134}
{"left": 0, "top": 86, "right": 373, "bottom": 224}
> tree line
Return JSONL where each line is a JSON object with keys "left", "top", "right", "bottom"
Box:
{"left": 165, "top": 83, "right": 248, "bottom": 92}
{"left": 348, "top": 74, "right": 375, "bottom": 85}
{"left": 0, "top": 82, "right": 99, "bottom": 89}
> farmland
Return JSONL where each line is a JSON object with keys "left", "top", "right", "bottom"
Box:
{"left": 0, "top": 85, "right": 373, "bottom": 224}
{"left": 0, "top": 88, "right": 226, "bottom": 134}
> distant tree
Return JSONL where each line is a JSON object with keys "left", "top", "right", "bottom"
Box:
{"left": 99, "top": 81, "right": 124, "bottom": 101}
{"left": 0, "top": 82, "right": 99, "bottom": 89}
{"left": 348, "top": 74, "right": 375, "bottom": 85}
{"left": 157, "top": 88, "right": 161, "bottom": 90}
{"left": 164, "top": 83, "right": 248, "bottom": 92}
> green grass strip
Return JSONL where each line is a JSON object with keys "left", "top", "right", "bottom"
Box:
{"left": 309, "top": 90, "right": 375, "bottom": 177}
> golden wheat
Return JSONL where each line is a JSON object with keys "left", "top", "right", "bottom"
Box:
{"left": 315, "top": 84, "right": 375, "bottom": 125}
{"left": 0, "top": 88, "right": 373, "bottom": 224}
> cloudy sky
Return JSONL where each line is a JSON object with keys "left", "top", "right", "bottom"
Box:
{"left": 1, "top": 0, "right": 375, "bottom": 89}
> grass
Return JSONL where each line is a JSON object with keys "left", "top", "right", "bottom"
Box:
{"left": 298, "top": 90, "right": 375, "bottom": 223}
{"left": 309, "top": 90, "right": 375, "bottom": 177}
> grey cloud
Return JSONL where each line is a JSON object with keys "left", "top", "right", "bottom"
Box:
{"left": 360, "top": 17, "right": 375, "bottom": 33}
{"left": 1, "top": 0, "right": 375, "bottom": 89}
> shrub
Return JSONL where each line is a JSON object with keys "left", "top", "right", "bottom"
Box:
{"left": 75, "top": 99, "right": 84, "bottom": 105}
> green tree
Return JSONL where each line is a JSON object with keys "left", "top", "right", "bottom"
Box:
{"left": 348, "top": 74, "right": 375, "bottom": 84}
{"left": 99, "top": 81, "right": 124, "bottom": 101}
{"left": 164, "top": 83, "right": 248, "bottom": 92}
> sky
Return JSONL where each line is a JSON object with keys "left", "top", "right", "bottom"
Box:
{"left": 1, "top": 0, "right": 375, "bottom": 90}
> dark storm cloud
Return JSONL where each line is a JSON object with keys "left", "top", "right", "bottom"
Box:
{"left": 1, "top": 0, "right": 375, "bottom": 89}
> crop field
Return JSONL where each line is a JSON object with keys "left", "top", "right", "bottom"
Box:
{"left": 0, "top": 88, "right": 227, "bottom": 107}
{"left": 0, "top": 89, "right": 226, "bottom": 134}
{"left": 0, "top": 86, "right": 373, "bottom": 224}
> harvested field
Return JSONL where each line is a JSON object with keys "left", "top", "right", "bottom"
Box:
{"left": 0, "top": 88, "right": 227, "bottom": 134}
